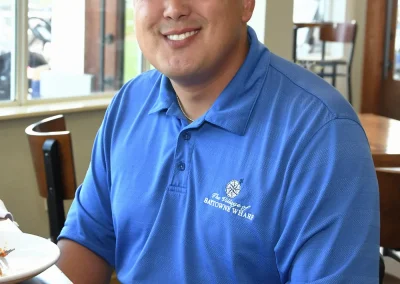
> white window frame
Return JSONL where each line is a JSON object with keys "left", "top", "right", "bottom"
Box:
{"left": 0, "top": 0, "right": 149, "bottom": 118}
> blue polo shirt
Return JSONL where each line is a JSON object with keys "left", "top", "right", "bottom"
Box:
{"left": 60, "top": 27, "right": 379, "bottom": 283}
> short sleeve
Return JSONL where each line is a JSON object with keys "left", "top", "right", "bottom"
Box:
{"left": 275, "top": 118, "right": 380, "bottom": 283}
{"left": 58, "top": 105, "right": 116, "bottom": 267}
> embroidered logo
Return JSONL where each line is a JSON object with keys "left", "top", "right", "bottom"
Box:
{"left": 203, "top": 178, "right": 255, "bottom": 221}
{"left": 225, "top": 179, "right": 243, "bottom": 198}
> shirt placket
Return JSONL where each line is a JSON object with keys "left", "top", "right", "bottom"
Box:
{"left": 168, "top": 129, "right": 194, "bottom": 193}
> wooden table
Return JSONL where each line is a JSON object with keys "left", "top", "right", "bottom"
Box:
{"left": 358, "top": 113, "right": 400, "bottom": 167}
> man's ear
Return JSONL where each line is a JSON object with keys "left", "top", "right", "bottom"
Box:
{"left": 242, "top": 0, "right": 255, "bottom": 23}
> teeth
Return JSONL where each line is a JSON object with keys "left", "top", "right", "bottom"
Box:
{"left": 167, "top": 30, "right": 198, "bottom": 41}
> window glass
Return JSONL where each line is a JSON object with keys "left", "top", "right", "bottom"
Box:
{"left": 27, "top": 0, "right": 142, "bottom": 100}
{"left": 0, "top": 1, "right": 15, "bottom": 102}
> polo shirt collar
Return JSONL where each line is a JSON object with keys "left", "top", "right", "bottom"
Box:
{"left": 148, "top": 26, "right": 270, "bottom": 136}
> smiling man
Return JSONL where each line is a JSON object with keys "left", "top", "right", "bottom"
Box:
{"left": 57, "top": 1, "right": 380, "bottom": 283}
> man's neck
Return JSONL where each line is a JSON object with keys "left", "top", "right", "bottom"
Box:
{"left": 171, "top": 32, "right": 250, "bottom": 122}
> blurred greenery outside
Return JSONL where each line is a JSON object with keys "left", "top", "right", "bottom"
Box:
{"left": 124, "top": 7, "right": 141, "bottom": 83}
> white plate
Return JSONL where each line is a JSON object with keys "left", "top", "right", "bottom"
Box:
{"left": 0, "top": 232, "right": 60, "bottom": 283}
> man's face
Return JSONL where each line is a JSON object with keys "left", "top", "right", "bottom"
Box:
{"left": 134, "top": 0, "right": 254, "bottom": 82}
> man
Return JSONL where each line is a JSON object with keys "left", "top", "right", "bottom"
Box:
{"left": 57, "top": 0, "right": 380, "bottom": 283}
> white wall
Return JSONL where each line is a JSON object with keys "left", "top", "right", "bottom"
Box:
{"left": 345, "top": 0, "right": 367, "bottom": 112}
{"left": 248, "top": 0, "right": 267, "bottom": 43}
{"left": 265, "top": 0, "right": 294, "bottom": 60}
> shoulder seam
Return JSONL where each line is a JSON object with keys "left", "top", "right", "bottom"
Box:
{"left": 278, "top": 117, "right": 367, "bottom": 236}
{"left": 270, "top": 57, "right": 340, "bottom": 119}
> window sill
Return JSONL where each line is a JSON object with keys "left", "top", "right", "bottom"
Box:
{"left": 0, "top": 97, "right": 112, "bottom": 121}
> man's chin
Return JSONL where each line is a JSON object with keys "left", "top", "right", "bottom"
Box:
{"left": 161, "top": 67, "right": 200, "bottom": 82}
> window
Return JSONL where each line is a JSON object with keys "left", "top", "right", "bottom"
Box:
{"left": 0, "top": 0, "right": 144, "bottom": 107}
{"left": 1, "top": 1, "right": 269, "bottom": 115}
{"left": 293, "top": 0, "right": 347, "bottom": 59}
{"left": 0, "top": 1, "right": 15, "bottom": 102}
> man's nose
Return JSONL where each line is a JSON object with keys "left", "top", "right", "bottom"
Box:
{"left": 163, "top": 0, "right": 191, "bottom": 21}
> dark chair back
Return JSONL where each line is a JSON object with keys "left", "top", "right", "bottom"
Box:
{"left": 377, "top": 167, "right": 400, "bottom": 249}
{"left": 293, "top": 21, "right": 357, "bottom": 60}
{"left": 292, "top": 21, "right": 358, "bottom": 105}
{"left": 377, "top": 167, "right": 400, "bottom": 283}
{"left": 25, "top": 114, "right": 76, "bottom": 242}
{"left": 319, "top": 22, "right": 358, "bottom": 43}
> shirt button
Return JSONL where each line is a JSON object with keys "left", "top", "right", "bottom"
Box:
{"left": 183, "top": 132, "right": 191, "bottom": 141}
{"left": 177, "top": 162, "right": 186, "bottom": 171}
